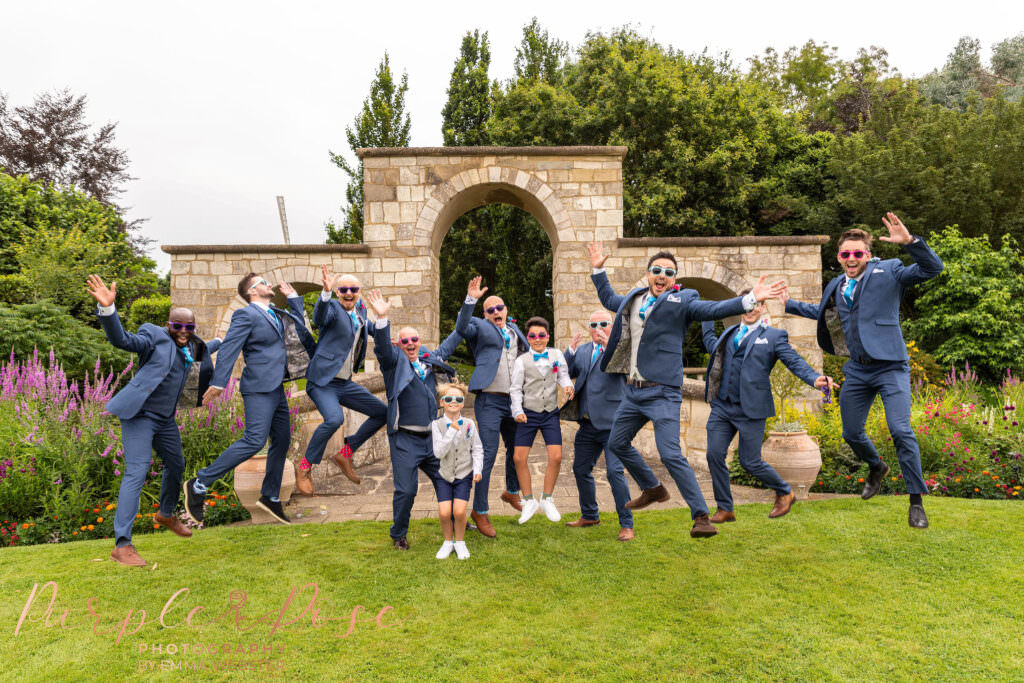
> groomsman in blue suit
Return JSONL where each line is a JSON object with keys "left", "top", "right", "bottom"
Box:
{"left": 184, "top": 273, "right": 316, "bottom": 526}
{"left": 783, "top": 213, "right": 944, "bottom": 528}
{"left": 455, "top": 276, "right": 530, "bottom": 538}
{"left": 87, "top": 275, "right": 221, "bottom": 567}
{"left": 294, "top": 265, "right": 387, "bottom": 494}
{"left": 700, "top": 295, "right": 834, "bottom": 522}
{"left": 364, "top": 289, "right": 462, "bottom": 550}
{"left": 562, "top": 310, "right": 661, "bottom": 542}
{"left": 586, "top": 241, "right": 785, "bottom": 538}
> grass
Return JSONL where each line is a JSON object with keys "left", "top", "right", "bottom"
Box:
{"left": 1, "top": 497, "right": 1021, "bottom": 681}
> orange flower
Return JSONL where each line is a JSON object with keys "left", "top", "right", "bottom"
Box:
{"left": 21, "top": 523, "right": 29, "bottom": 529}
{"left": 72, "top": 531, "right": 79, "bottom": 535}
{"left": 80, "top": 525, "right": 87, "bottom": 531}
{"left": 207, "top": 500, "right": 216, "bottom": 507}
{"left": 153, "top": 523, "right": 159, "bottom": 529}
{"left": 105, "top": 503, "right": 115, "bottom": 511}
{"left": 974, "top": 488, "right": 980, "bottom": 492}
{"left": 992, "top": 476, "right": 999, "bottom": 480}
{"left": 87, "top": 524, "right": 95, "bottom": 530}
{"left": 857, "top": 478, "right": 865, "bottom": 483}
{"left": 92, "top": 508, "right": 100, "bottom": 513}
{"left": 96, "top": 517, "right": 104, "bottom": 523}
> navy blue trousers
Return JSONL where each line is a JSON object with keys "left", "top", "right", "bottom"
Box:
{"left": 304, "top": 377, "right": 387, "bottom": 464}
{"left": 471, "top": 392, "right": 520, "bottom": 514}
{"left": 572, "top": 419, "right": 645, "bottom": 529}
{"left": 115, "top": 411, "right": 185, "bottom": 547}
{"left": 387, "top": 430, "right": 441, "bottom": 540}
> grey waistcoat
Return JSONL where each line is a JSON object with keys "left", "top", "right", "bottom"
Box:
{"left": 522, "top": 355, "right": 559, "bottom": 413}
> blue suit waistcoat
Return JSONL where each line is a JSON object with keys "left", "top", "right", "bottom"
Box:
{"left": 306, "top": 297, "right": 370, "bottom": 386}
{"left": 561, "top": 342, "right": 625, "bottom": 431}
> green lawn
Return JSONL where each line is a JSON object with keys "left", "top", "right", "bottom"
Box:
{"left": 2, "top": 497, "right": 1021, "bottom": 681}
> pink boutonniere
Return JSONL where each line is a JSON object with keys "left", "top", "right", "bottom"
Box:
{"left": 419, "top": 351, "right": 430, "bottom": 358}
{"left": 673, "top": 284, "right": 681, "bottom": 291}
{"left": 552, "top": 361, "right": 559, "bottom": 374}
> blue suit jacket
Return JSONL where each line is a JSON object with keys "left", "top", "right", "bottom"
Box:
{"left": 784, "top": 238, "right": 944, "bottom": 362}
{"left": 702, "top": 322, "right": 820, "bottom": 420}
{"left": 99, "top": 312, "right": 220, "bottom": 420}
{"left": 306, "top": 297, "right": 370, "bottom": 386}
{"left": 592, "top": 271, "right": 747, "bottom": 387}
{"left": 372, "top": 321, "right": 460, "bottom": 434}
{"left": 561, "top": 342, "right": 625, "bottom": 431}
{"left": 454, "top": 300, "right": 529, "bottom": 392}
{"left": 210, "top": 298, "right": 316, "bottom": 394}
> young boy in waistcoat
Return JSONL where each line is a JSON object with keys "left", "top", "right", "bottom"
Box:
{"left": 510, "top": 316, "right": 574, "bottom": 524}
{"left": 430, "top": 383, "right": 483, "bottom": 559}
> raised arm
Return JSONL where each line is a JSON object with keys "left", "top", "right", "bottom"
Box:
{"left": 87, "top": 275, "right": 154, "bottom": 355}
{"left": 454, "top": 277, "right": 485, "bottom": 341}
{"left": 314, "top": 266, "right": 339, "bottom": 329}
{"left": 434, "top": 328, "right": 464, "bottom": 362}
{"left": 366, "top": 290, "right": 400, "bottom": 370}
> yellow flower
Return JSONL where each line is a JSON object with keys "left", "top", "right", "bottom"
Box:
{"left": 105, "top": 503, "right": 115, "bottom": 511}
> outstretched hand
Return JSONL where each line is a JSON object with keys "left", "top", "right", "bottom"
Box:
{"left": 365, "top": 289, "right": 392, "bottom": 318}
{"left": 321, "top": 264, "right": 339, "bottom": 292}
{"left": 778, "top": 283, "right": 791, "bottom": 307}
{"left": 879, "top": 212, "right": 914, "bottom": 245}
{"left": 277, "top": 280, "right": 297, "bottom": 298}
{"left": 586, "top": 240, "right": 608, "bottom": 269}
{"left": 814, "top": 376, "right": 838, "bottom": 391}
{"left": 467, "top": 276, "right": 488, "bottom": 299}
{"left": 570, "top": 331, "right": 583, "bottom": 351}
{"left": 202, "top": 386, "right": 223, "bottom": 405}
{"left": 86, "top": 275, "right": 117, "bottom": 308}
{"left": 751, "top": 275, "right": 787, "bottom": 302}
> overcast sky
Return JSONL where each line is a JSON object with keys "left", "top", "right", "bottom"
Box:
{"left": 4, "top": 1, "right": 1022, "bottom": 273}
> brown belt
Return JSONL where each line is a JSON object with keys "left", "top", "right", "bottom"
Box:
{"left": 628, "top": 379, "right": 661, "bottom": 389}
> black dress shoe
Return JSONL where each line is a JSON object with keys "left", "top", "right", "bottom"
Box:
{"left": 393, "top": 537, "right": 409, "bottom": 550}
{"left": 861, "top": 462, "right": 891, "bottom": 500}
{"left": 257, "top": 496, "right": 291, "bottom": 525}
{"left": 183, "top": 478, "right": 206, "bottom": 524}
{"left": 908, "top": 504, "right": 929, "bottom": 529}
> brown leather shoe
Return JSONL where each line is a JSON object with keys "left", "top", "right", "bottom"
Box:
{"left": 393, "top": 537, "right": 409, "bottom": 550}
{"left": 154, "top": 513, "right": 193, "bottom": 538}
{"left": 709, "top": 509, "right": 736, "bottom": 523}
{"left": 617, "top": 527, "right": 635, "bottom": 542}
{"left": 624, "top": 484, "right": 670, "bottom": 510}
{"left": 500, "top": 491, "right": 523, "bottom": 511}
{"left": 565, "top": 517, "right": 600, "bottom": 528}
{"left": 295, "top": 464, "right": 314, "bottom": 495}
{"left": 110, "top": 544, "right": 147, "bottom": 567}
{"left": 331, "top": 447, "right": 361, "bottom": 484}
{"left": 689, "top": 514, "right": 718, "bottom": 538}
{"left": 768, "top": 491, "right": 796, "bottom": 518}
{"left": 471, "top": 511, "right": 496, "bottom": 538}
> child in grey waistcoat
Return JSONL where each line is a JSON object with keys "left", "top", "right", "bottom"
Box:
{"left": 431, "top": 382, "right": 483, "bottom": 559}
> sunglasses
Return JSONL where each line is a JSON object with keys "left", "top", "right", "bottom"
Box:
{"left": 648, "top": 266, "right": 677, "bottom": 277}
{"left": 441, "top": 395, "right": 465, "bottom": 404}
{"left": 248, "top": 278, "right": 269, "bottom": 290}
{"left": 400, "top": 336, "right": 420, "bottom": 345}
{"left": 167, "top": 322, "right": 196, "bottom": 332}
{"left": 527, "top": 332, "right": 549, "bottom": 339}
{"left": 485, "top": 304, "right": 506, "bottom": 314}
{"left": 589, "top": 321, "right": 610, "bottom": 329}
{"left": 336, "top": 286, "right": 360, "bottom": 294}
{"left": 839, "top": 250, "right": 868, "bottom": 259}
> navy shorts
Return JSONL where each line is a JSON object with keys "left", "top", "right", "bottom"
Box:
{"left": 514, "top": 409, "right": 562, "bottom": 447}
{"left": 436, "top": 474, "right": 473, "bottom": 502}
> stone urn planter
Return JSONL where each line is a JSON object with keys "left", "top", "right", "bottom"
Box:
{"left": 760, "top": 430, "right": 822, "bottom": 500}
{"left": 233, "top": 450, "right": 296, "bottom": 524}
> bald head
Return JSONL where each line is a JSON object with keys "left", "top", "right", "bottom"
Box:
{"left": 166, "top": 307, "right": 196, "bottom": 348}
{"left": 588, "top": 309, "right": 612, "bottom": 345}
{"left": 482, "top": 295, "right": 507, "bottom": 327}
{"left": 335, "top": 274, "right": 362, "bottom": 311}
{"left": 397, "top": 326, "right": 421, "bottom": 360}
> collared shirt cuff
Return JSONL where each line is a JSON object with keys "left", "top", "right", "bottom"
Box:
{"left": 464, "top": 295, "right": 478, "bottom": 305}
{"left": 287, "top": 294, "right": 302, "bottom": 301}
{"left": 320, "top": 290, "right": 332, "bottom": 302}
{"left": 741, "top": 292, "right": 757, "bottom": 311}
{"left": 97, "top": 304, "right": 116, "bottom": 316}
{"left": 592, "top": 267, "right": 605, "bottom": 275}
{"left": 374, "top": 318, "right": 388, "bottom": 329}
{"left": 209, "top": 385, "right": 225, "bottom": 390}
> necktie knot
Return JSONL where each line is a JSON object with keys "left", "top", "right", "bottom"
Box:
{"left": 533, "top": 351, "right": 549, "bottom": 361}
{"left": 412, "top": 359, "right": 427, "bottom": 380}
{"left": 638, "top": 294, "right": 658, "bottom": 321}
{"left": 733, "top": 324, "right": 750, "bottom": 350}
{"left": 499, "top": 327, "right": 511, "bottom": 349}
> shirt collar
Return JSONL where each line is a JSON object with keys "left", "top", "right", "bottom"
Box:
{"left": 251, "top": 301, "right": 271, "bottom": 312}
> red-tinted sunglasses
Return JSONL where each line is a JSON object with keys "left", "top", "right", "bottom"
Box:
{"left": 839, "top": 250, "right": 868, "bottom": 259}
{"left": 400, "top": 336, "right": 420, "bottom": 344}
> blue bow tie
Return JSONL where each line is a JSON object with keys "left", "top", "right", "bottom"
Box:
{"left": 533, "top": 351, "right": 549, "bottom": 361}
{"left": 449, "top": 418, "right": 464, "bottom": 428}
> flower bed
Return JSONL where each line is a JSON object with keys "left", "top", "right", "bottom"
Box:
{"left": 0, "top": 350, "right": 300, "bottom": 547}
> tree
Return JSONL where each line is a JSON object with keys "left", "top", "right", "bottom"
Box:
{"left": 920, "top": 35, "right": 1024, "bottom": 109}
{"left": 513, "top": 17, "right": 568, "bottom": 85}
{"left": 0, "top": 89, "right": 132, "bottom": 208}
{"left": 326, "top": 54, "right": 411, "bottom": 244}
{"left": 904, "top": 227, "right": 1024, "bottom": 382}
{"left": 442, "top": 30, "right": 494, "bottom": 146}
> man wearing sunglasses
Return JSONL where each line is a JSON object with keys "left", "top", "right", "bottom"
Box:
{"left": 455, "top": 276, "right": 532, "bottom": 538}
{"left": 87, "top": 275, "right": 221, "bottom": 567}
{"left": 294, "top": 267, "right": 388, "bottom": 494}
{"left": 586, "top": 241, "right": 785, "bottom": 538}
{"left": 364, "top": 289, "right": 461, "bottom": 550}
{"left": 562, "top": 310, "right": 662, "bottom": 542}
{"left": 184, "top": 273, "right": 316, "bottom": 526}
{"left": 782, "top": 213, "right": 944, "bottom": 528}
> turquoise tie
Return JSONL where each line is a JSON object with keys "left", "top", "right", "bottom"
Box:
{"left": 412, "top": 360, "right": 427, "bottom": 381}
{"left": 499, "top": 327, "right": 511, "bottom": 349}
{"left": 733, "top": 324, "right": 749, "bottom": 350}
{"left": 638, "top": 295, "right": 657, "bottom": 321}
{"left": 267, "top": 308, "right": 282, "bottom": 333}
{"left": 591, "top": 345, "right": 602, "bottom": 366}
{"left": 349, "top": 310, "right": 360, "bottom": 331}
{"left": 179, "top": 345, "right": 194, "bottom": 368}
{"left": 843, "top": 278, "right": 857, "bottom": 307}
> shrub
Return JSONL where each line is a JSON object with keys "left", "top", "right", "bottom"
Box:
{"left": 127, "top": 294, "right": 171, "bottom": 330}
{"left": 0, "top": 273, "right": 30, "bottom": 305}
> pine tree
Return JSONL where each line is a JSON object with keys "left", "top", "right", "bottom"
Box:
{"left": 326, "top": 53, "right": 411, "bottom": 244}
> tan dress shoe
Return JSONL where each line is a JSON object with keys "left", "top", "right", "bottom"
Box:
{"left": 624, "top": 484, "right": 670, "bottom": 510}
{"left": 331, "top": 452, "right": 361, "bottom": 484}
{"left": 689, "top": 514, "right": 719, "bottom": 538}
{"left": 617, "top": 528, "right": 635, "bottom": 542}
{"left": 709, "top": 509, "right": 736, "bottom": 523}
{"left": 500, "top": 491, "right": 523, "bottom": 511}
{"left": 768, "top": 491, "right": 796, "bottom": 518}
{"left": 565, "top": 517, "right": 600, "bottom": 528}
{"left": 154, "top": 513, "right": 193, "bottom": 538}
{"left": 471, "top": 510, "right": 496, "bottom": 538}
{"left": 110, "top": 544, "right": 147, "bottom": 567}
{"left": 295, "top": 465, "right": 314, "bottom": 495}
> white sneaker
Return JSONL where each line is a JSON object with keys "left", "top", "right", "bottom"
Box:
{"left": 540, "top": 497, "right": 561, "bottom": 522}
{"left": 435, "top": 540, "right": 454, "bottom": 559}
{"left": 453, "top": 541, "right": 470, "bottom": 560}
{"left": 518, "top": 498, "right": 540, "bottom": 524}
